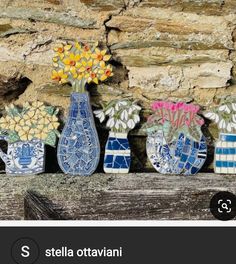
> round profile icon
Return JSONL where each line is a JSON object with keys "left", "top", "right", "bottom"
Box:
{"left": 11, "top": 237, "right": 40, "bottom": 264}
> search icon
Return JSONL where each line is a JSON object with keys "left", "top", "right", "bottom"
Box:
{"left": 221, "top": 203, "right": 229, "bottom": 210}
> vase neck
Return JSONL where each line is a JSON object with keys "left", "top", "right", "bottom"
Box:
{"left": 109, "top": 131, "right": 128, "bottom": 138}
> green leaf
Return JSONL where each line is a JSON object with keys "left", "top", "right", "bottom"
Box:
{"left": 8, "top": 131, "right": 20, "bottom": 143}
{"left": 44, "top": 131, "right": 57, "bottom": 147}
{"left": 44, "top": 106, "right": 55, "bottom": 115}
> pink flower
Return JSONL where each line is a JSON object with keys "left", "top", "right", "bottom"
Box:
{"left": 176, "top": 102, "right": 184, "bottom": 110}
{"left": 196, "top": 118, "right": 204, "bottom": 126}
{"left": 185, "top": 119, "right": 191, "bottom": 126}
{"left": 170, "top": 104, "right": 177, "bottom": 112}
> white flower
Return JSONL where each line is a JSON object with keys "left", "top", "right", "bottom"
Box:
{"left": 128, "top": 107, "right": 133, "bottom": 115}
{"left": 133, "top": 114, "right": 140, "bottom": 124}
{"left": 232, "top": 114, "right": 236, "bottom": 123}
{"left": 94, "top": 110, "right": 105, "bottom": 122}
{"left": 219, "top": 119, "right": 226, "bottom": 129}
{"left": 115, "top": 101, "right": 128, "bottom": 111}
{"left": 232, "top": 103, "right": 236, "bottom": 111}
{"left": 227, "top": 122, "right": 232, "bottom": 132}
{"left": 127, "top": 119, "right": 135, "bottom": 129}
{"left": 204, "top": 112, "right": 219, "bottom": 123}
{"left": 121, "top": 110, "right": 128, "bottom": 120}
{"left": 115, "top": 120, "right": 120, "bottom": 130}
{"left": 107, "top": 118, "right": 115, "bottom": 128}
{"left": 219, "top": 104, "right": 231, "bottom": 114}
{"left": 132, "top": 105, "right": 141, "bottom": 111}
{"left": 105, "top": 107, "right": 115, "bottom": 117}
{"left": 120, "top": 120, "right": 127, "bottom": 129}
{"left": 231, "top": 123, "right": 236, "bottom": 129}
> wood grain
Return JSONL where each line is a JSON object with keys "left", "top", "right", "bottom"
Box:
{"left": 0, "top": 173, "right": 235, "bottom": 220}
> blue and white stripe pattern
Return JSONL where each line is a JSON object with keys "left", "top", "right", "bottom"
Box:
{"left": 215, "top": 133, "right": 236, "bottom": 174}
{"left": 104, "top": 132, "right": 131, "bottom": 173}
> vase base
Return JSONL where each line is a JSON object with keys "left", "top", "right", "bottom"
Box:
{"left": 104, "top": 167, "right": 129, "bottom": 174}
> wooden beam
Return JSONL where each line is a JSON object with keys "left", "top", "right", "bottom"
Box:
{"left": 0, "top": 173, "right": 235, "bottom": 220}
{"left": 24, "top": 190, "right": 64, "bottom": 220}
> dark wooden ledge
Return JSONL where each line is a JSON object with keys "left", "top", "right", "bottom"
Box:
{"left": 0, "top": 173, "right": 235, "bottom": 220}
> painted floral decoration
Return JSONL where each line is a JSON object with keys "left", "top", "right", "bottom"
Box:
{"left": 0, "top": 102, "right": 60, "bottom": 146}
{"left": 94, "top": 100, "right": 141, "bottom": 132}
{"left": 203, "top": 102, "right": 236, "bottom": 132}
{"left": 51, "top": 42, "right": 113, "bottom": 92}
{"left": 144, "top": 101, "right": 204, "bottom": 142}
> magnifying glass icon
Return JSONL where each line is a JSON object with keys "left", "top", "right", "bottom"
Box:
{"left": 221, "top": 203, "right": 229, "bottom": 210}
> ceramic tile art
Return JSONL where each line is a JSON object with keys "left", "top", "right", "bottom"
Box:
{"left": 94, "top": 100, "right": 141, "bottom": 173}
{"left": 0, "top": 102, "right": 60, "bottom": 174}
{"left": 52, "top": 41, "right": 113, "bottom": 176}
{"left": 145, "top": 101, "right": 207, "bottom": 175}
{"left": 204, "top": 101, "right": 236, "bottom": 174}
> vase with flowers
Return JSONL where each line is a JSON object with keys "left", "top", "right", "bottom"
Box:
{"left": 0, "top": 102, "right": 60, "bottom": 174}
{"left": 94, "top": 99, "right": 141, "bottom": 173}
{"left": 52, "top": 41, "right": 113, "bottom": 175}
{"left": 204, "top": 101, "right": 236, "bottom": 174}
{"left": 144, "top": 101, "right": 207, "bottom": 175}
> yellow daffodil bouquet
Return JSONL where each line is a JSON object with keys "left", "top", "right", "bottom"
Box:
{"left": 51, "top": 41, "right": 113, "bottom": 92}
{"left": 0, "top": 102, "right": 60, "bottom": 146}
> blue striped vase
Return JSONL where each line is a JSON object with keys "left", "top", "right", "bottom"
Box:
{"left": 215, "top": 133, "right": 236, "bottom": 174}
{"left": 104, "top": 132, "right": 131, "bottom": 173}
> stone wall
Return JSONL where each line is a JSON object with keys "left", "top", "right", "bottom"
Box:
{"left": 0, "top": 0, "right": 236, "bottom": 172}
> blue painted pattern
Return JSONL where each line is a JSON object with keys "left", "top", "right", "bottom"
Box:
{"left": 104, "top": 134, "right": 131, "bottom": 173}
{"left": 220, "top": 134, "right": 236, "bottom": 142}
{"left": 215, "top": 133, "right": 236, "bottom": 173}
{"left": 146, "top": 131, "right": 207, "bottom": 175}
{"left": 57, "top": 92, "right": 100, "bottom": 176}
{"left": 0, "top": 139, "right": 45, "bottom": 174}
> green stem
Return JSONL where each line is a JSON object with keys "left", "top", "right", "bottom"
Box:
{"left": 72, "top": 80, "right": 87, "bottom": 93}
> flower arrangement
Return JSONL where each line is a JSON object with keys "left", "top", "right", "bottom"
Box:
{"left": 94, "top": 100, "right": 141, "bottom": 133}
{"left": 0, "top": 102, "right": 60, "bottom": 146}
{"left": 145, "top": 101, "right": 204, "bottom": 142}
{"left": 51, "top": 42, "right": 113, "bottom": 92}
{"left": 203, "top": 102, "right": 236, "bottom": 132}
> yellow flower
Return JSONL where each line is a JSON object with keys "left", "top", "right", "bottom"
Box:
{"left": 0, "top": 117, "right": 9, "bottom": 130}
{"left": 18, "top": 130, "right": 28, "bottom": 141}
{"left": 91, "top": 48, "right": 111, "bottom": 66}
{"left": 51, "top": 69, "right": 68, "bottom": 84}
{"left": 79, "top": 60, "right": 93, "bottom": 73}
{"left": 75, "top": 42, "right": 82, "bottom": 51}
{"left": 53, "top": 43, "right": 72, "bottom": 59}
{"left": 99, "top": 65, "right": 113, "bottom": 81}
{"left": 32, "top": 101, "right": 44, "bottom": 111}
{"left": 63, "top": 53, "right": 81, "bottom": 73}
{"left": 77, "top": 73, "right": 85, "bottom": 81}
{"left": 87, "top": 71, "right": 99, "bottom": 84}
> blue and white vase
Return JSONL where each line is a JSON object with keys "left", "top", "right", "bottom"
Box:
{"left": 146, "top": 130, "right": 207, "bottom": 175}
{"left": 0, "top": 138, "right": 45, "bottom": 174}
{"left": 215, "top": 133, "right": 236, "bottom": 174}
{"left": 57, "top": 92, "right": 100, "bottom": 176}
{"left": 104, "top": 132, "right": 131, "bottom": 173}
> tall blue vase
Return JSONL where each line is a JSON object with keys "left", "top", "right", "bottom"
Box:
{"left": 57, "top": 92, "right": 100, "bottom": 176}
{"left": 104, "top": 132, "right": 131, "bottom": 173}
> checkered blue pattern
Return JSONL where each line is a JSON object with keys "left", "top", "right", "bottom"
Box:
{"left": 215, "top": 133, "right": 236, "bottom": 174}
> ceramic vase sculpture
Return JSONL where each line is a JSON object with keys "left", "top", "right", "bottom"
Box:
{"left": 145, "top": 101, "right": 207, "bottom": 175}
{"left": 57, "top": 92, "right": 100, "bottom": 175}
{"left": 0, "top": 102, "right": 60, "bottom": 175}
{"left": 51, "top": 41, "right": 113, "bottom": 175}
{"left": 204, "top": 102, "right": 236, "bottom": 174}
{"left": 94, "top": 100, "right": 141, "bottom": 173}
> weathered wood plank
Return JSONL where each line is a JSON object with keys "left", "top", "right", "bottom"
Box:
{"left": 0, "top": 173, "right": 235, "bottom": 220}
{"left": 24, "top": 190, "right": 64, "bottom": 220}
